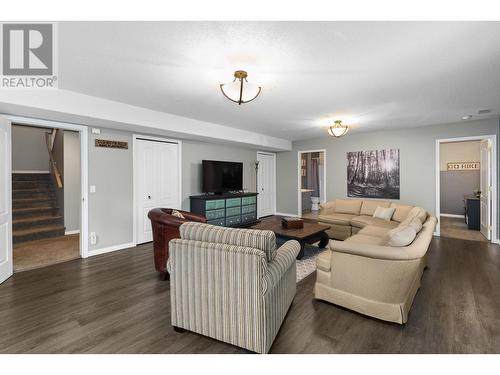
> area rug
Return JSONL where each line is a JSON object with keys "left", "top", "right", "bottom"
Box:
{"left": 296, "top": 243, "right": 324, "bottom": 283}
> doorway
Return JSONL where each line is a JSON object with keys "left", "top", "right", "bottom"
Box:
{"left": 133, "top": 135, "right": 182, "bottom": 245}
{"left": 298, "top": 150, "right": 326, "bottom": 219}
{"left": 436, "top": 135, "right": 497, "bottom": 243}
{"left": 256, "top": 152, "right": 276, "bottom": 218}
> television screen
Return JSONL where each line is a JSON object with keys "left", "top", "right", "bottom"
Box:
{"left": 202, "top": 160, "right": 243, "bottom": 193}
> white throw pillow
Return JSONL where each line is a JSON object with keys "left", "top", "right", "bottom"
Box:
{"left": 373, "top": 206, "right": 396, "bottom": 221}
{"left": 384, "top": 225, "right": 417, "bottom": 247}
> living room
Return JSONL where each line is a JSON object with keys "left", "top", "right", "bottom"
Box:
{"left": 1, "top": 2, "right": 500, "bottom": 375}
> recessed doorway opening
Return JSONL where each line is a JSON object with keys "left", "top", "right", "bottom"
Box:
{"left": 298, "top": 150, "right": 326, "bottom": 219}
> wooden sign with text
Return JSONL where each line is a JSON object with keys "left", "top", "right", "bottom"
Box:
{"left": 95, "top": 139, "right": 129, "bottom": 150}
{"left": 447, "top": 162, "right": 479, "bottom": 171}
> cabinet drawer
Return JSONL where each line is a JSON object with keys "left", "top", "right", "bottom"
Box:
{"left": 226, "top": 206, "right": 241, "bottom": 217}
{"left": 205, "top": 199, "right": 225, "bottom": 211}
{"left": 241, "top": 204, "right": 256, "bottom": 214}
{"left": 225, "top": 215, "right": 241, "bottom": 226}
{"left": 205, "top": 209, "right": 226, "bottom": 220}
{"left": 241, "top": 213, "right": 256, "bottom": 224}
{"left": 241, "top": 196, "right": 256, "bottom": 205}
{"left": 226, "top": 198, "right": 242, "bottom": 207}
{"left": 207, "top": 218, "right": 225, "bottom": 226}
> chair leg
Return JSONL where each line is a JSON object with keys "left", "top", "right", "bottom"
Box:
{"left": 159, "top": 271, "right": 170, "bottom": 281}
{"left": 173, "top": 326, "right": 186, "bottom": 333}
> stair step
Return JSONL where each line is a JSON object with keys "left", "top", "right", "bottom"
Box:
{"left": 13, "top": 215, "right": 63, "bottom": 230}
{"left": 13, "top": 182, "right": 53, "bottom": 190}
{"left": 13, "top": 224, "right": 66, "bottom": 244}
{"left": 12, "top": 173, "right": 51, "bottom": 181}
{"left": 13, "top": 206, "right": 60, "bottom": 219}
{"left": 13, "top": 197, "right": 57, "bottom": 209}
{"left": 13, "top": 190, "right": 53, "bottom": 199}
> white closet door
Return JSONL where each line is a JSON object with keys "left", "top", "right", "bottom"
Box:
{"left": 0, "top": 117, "right": 13, "bottom": 284}
{"left": 136, "top": 139, "right": 180, "bottom": 244}
{"left": 480, "top": 139, "right": 491, "bottom": 240}
{"left": 257, "top": 152, "right": 276, "bottom": 218}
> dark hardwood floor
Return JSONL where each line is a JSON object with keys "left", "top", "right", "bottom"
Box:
{"left": 1, "top": 233, "right": 500, "bottom": 353}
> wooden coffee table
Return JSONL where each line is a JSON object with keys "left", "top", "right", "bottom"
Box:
{"left": 252, "top": 218, "right": 330, "bottom": 259}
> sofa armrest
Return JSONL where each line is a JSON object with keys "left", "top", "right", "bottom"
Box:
{"left": 263, "top": 240, "right": 300, "bottom": 294}
{"left": 180, "top": 211, "right": 207, "bottom": 223}
{"left": 330, "top": 240, "right": 416, "bottom": 261}
{"left": 319, "top": 201, "right": 336, "bottom": 215}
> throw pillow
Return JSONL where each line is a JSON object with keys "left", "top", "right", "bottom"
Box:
{"left": 384, "top": 225, "right": 417, "bottom": 247}
{"left": 373, "top": 206, "right": 396, "bottom": 221}
{"left": 171, "top": 209, "right": 185, "bottom": 219}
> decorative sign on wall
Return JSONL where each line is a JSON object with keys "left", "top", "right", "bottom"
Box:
{"left": 447, "top": 162, "right": 479, "bottom": 171}
{"left": 347, "top": 148, "right": 400, "bottom": 199}
{"left": 95, "top": 139, "right": 129, "bottom": 149}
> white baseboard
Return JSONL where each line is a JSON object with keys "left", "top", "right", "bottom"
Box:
{"left": 440, "top": 214, "right": 465, "bottom": 218}
{"left": 65, "top": 230, "right": 80, "bottom": 235}
{"left": 88, "top": 242, "right": 135, "bottom": 257}
{"left": 275, "top": 212, "right": 299, "bottom": 217}
{"left": 12, "top": 170, "right": 50, "bottom": 174}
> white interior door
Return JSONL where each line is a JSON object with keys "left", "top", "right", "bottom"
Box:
{"left": 0, "top": 118, "right": 13, "bottom": 284}
{"left": 257, "top": 152, "right": 276, "bottom": 218}
{"left": 480, "top": 139, "right": 491, "bottom": 240}
{"left": 136, "top": 139, "right": 180, "bottom": 244}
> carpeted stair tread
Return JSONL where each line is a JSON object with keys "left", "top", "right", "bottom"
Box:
{"left": 13, "top": 215, "right": 63, "bottom": 224}
{"left": 13, "top": 224, "right": 65, "bottom": 236}
{"left": 13, "top": 206, "right": 59, "bottom": 213}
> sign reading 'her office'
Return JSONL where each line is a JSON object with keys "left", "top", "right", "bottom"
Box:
{"left": 447, "top": 162, "right": 479, "bottom": 171}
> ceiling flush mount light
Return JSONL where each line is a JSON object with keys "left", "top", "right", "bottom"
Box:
{"left": 462, "top": 115, "right": 473, "bottom": 120}
{"left": 327, "top": 120, "right": 349, "bottom": 137}
{"left": 220, "top": 70, "right": 262, "bottom": 105}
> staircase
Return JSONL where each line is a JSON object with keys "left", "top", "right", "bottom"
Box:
{"left": 12, "top": 173, "right": 65, "bottom": 244}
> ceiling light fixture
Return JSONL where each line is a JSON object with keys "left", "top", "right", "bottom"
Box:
{"left": 220, "top": 70, "right": 262, "bottom": 105}
{"left": 462, "top": 115, "right": 472, "bottom": 120}
{"left": 327, "top": 120, "right": 349, "bottom": 137}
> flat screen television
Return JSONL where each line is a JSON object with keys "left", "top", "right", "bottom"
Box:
{"left": 202, "top": 160, "right": 243, "bottom": 193}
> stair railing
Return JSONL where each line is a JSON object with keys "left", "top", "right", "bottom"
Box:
{"left": 45, "top": 129, "right": 63, "bottom": 188}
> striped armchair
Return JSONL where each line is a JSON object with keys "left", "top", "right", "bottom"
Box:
{"left": 167, "top": 222, "right": 300, "bottom": 353}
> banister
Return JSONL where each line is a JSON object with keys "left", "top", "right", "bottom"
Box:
{"left": 45, "top": 130, "right": 63, "bottom": 189}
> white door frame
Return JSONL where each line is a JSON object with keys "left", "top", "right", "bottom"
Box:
{"left": 132, "top": 134, "right": 182, "bottom": 245}
{"left": 297, "top": 149, "right": 327, "bottom": 217}
{"left": 3, "top": 115, "right": 90, "bottom": 257}
{"left": 256, "top": 151, "right": 277, "bottom": 218}
{"left": 435, "top": 134, "right": 497, "bottom": 243}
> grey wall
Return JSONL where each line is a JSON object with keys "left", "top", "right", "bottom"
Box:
{"left": 181, "top": 140, "right": 258, "bottom": 210}
{"left": 276, "top": 118, "right": 500, "bottom": 226}
{"left": 64, "top": 131, "right": 81, "bottom": 232}
{"left": 440, "top": 171, "right": 479, "bottom": 215}
{"left": 88, "top": 128, "right": 133, "bottom": 250}
{"left": 11, "top": 125, "right": 50, "bottom": 171}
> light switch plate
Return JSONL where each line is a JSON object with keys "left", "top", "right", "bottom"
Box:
{"left": 91, "top": 128, "right": 101, "bottom": 134}
{"left": 90, "top": 185, "right": 96, "bottom": 193}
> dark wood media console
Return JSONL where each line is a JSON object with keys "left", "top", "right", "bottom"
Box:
{"left": 190, "top": 192, "right": 259, "bottom": 228}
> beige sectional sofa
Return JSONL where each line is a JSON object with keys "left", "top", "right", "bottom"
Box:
{"left": 314, "top": 199, "right": 437, "bottom": 324}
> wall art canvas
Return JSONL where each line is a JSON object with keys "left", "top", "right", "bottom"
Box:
{"left": 347, "top": 148, "right": 400, "bottom": 199}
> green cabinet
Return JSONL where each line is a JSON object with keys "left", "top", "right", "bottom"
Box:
{"left": 190, "top": 193, "right": 259, "bottom": 228}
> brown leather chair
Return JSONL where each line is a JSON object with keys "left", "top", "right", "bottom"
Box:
{"left": 148, "top": 208, "right": 206, "bottom": 280}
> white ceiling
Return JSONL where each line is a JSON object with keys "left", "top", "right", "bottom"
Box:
{"left": 58, "top": 21, "right": 500, "bottom": 141}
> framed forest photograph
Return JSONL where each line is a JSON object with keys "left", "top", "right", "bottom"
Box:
{"left": 347, "top": 148, "right": 400, "bottom": 199}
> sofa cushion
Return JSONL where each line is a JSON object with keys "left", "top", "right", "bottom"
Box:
{"left": 406, "top": 206, "right": 427, "bottom": 223}
{"left": 383, "top": 225, "right": 417, "bottom": 247}
{"left": 350, "top": 216, "right": 399, "bottom": 229}
{"left": 318, "top": 213, "right": 356, "bottom": 226}
{"left": 345, "top": 233, "right": 385, "bottom": 245}
{"left": 316, "top": 250, "right": 331, "bottom": 272}
{"left": 360, "top": 200, "right": 391, "bottom": 216}
{"left": 373, "top": 206, "right": 396, "bottom": 221}
{"left": 334, "top": 199, "right": 362, "bottom": 215}
{"left": 390, "top": 203, "right": 415, "bottom": 222}
{"left": 180, "top": 222, "right": 277, "bottom": 261}
{"left": 319, "top": 201, "right": 336, "bottom": 215}
{"left": 400, "top": 215, "right": 423, "bottom": 232}
{"left": 358, "top": 225, "right": 392, "bottom": 238}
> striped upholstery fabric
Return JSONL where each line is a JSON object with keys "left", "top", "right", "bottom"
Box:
{"left": 168, "top": 224, "right": 300, "bottom": 353}
{"left": 180, "top": 222, "right": 278, "bottom": 262}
